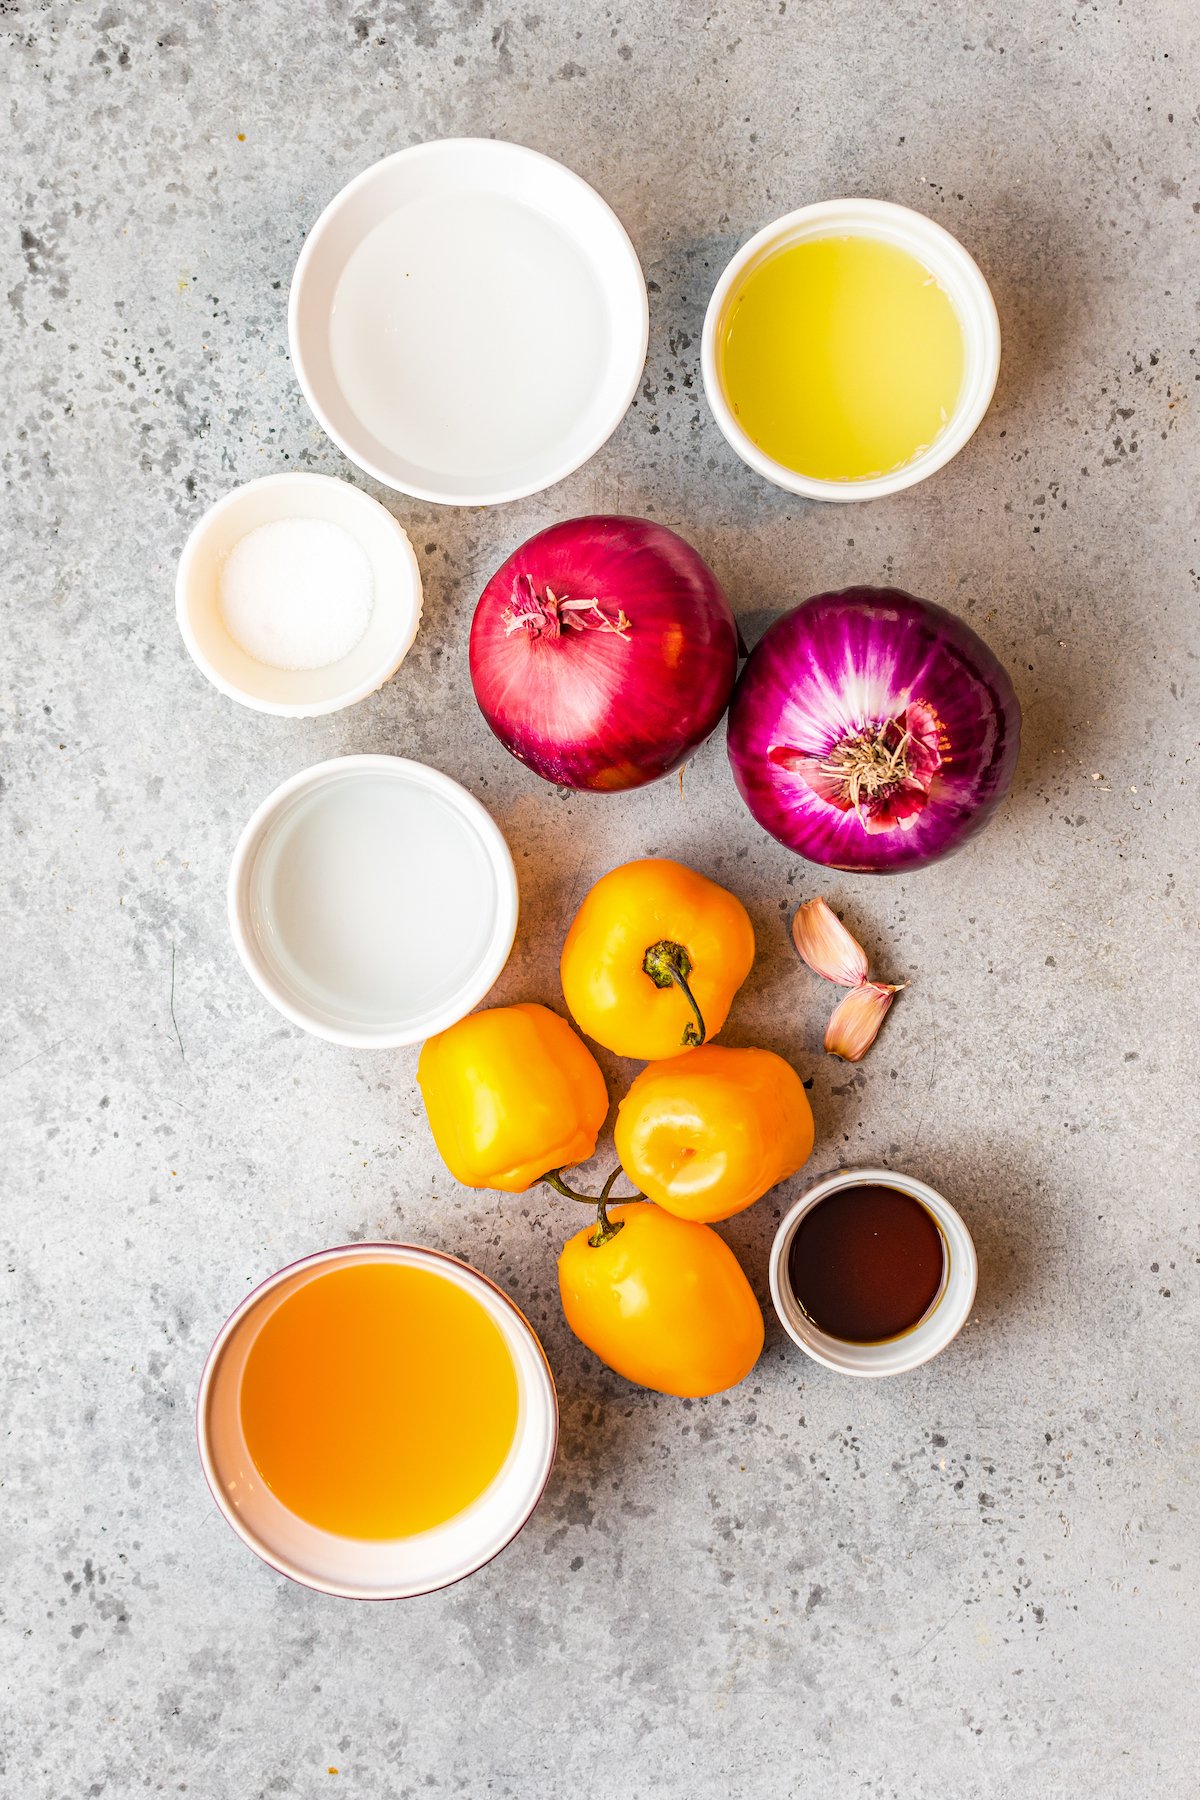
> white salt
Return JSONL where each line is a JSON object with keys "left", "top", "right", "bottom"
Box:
{"left": 218, "top": 518, "right": 373, "bottom": 670}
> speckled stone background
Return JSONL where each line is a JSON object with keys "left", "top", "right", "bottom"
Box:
{"left": 3, "top": 2, "right": 1198, "bottom": 1795}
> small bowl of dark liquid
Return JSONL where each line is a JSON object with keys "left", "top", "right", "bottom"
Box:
{"left": 769, "top": 1167, "right": 977, "bottom": 1376}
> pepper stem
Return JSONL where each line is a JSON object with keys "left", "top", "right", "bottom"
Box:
{"left": 543, "top": 1169, "right": 598, "bottom": 1204}
{"left": 542, "top": 1166, "right": 636, "bottom": 1248}
{"left": 590, "top": 1167, "right": 629, "bottom": 1248}
{"left": 641, "top": 938, "right": 706, "bottom": 1047}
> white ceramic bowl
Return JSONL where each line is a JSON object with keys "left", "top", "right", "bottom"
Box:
{"left": 701, "top": 199, "right": 1001, "bottom": 502}
{"left": 289, "top": 138, "right": 649, "bottom": 505}
{"left": 228, "top": 755, "right": 518, "bottom": 1047}
{"left": 176, "top": 472, "right": 422, "bottom": 716}
{"left": 197, "top": 1243, "right": 558, "bottom": 1599}
{"left": 769, "top": 1166, "right": 978, "bottom": 1376}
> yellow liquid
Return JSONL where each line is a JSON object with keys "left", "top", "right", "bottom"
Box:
{"left": 240, "top": 1262, "right": 520, "bottom": 1540}
{"left": 718, "top": 235, "right": 965, "bottom": 482}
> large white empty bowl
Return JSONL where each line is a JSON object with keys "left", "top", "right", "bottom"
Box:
{"left": 228, "top": 756, "right": 518, "bottom": 1047}
{"left": 288, "top": 138, "right": 649, "bottom": 505}
{"left": 197, "top": 1243, "right": 559, "bottom": 1599}
{"left": 176, "top": 472, "right": 423, "bottom": 716}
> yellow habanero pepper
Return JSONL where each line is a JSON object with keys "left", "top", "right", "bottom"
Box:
{"left": 417, "top": 1003, "right": 608, "bottom": 1193}
{"left": 557, "top": 1201, "right": 764, "bottom": 1397}
{"left": 614, "top": 1045, "right": 814, "bottom": 1223}
{"left": 560, "top": 858, "right": 755, "bottom": 1061}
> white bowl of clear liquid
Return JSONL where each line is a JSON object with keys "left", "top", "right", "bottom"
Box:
{"left": 228, "top": 756, "right": 518, "bottom": 1047}
{"left": 288, "top": 138, "right": 649, "bottom": 506}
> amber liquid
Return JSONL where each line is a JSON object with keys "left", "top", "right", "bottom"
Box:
{"left": 788, "top": 1184, "right": 945, "bottom": 1342}
{"left": 240, "top": 1262, "right": 520, "bottom": 1539}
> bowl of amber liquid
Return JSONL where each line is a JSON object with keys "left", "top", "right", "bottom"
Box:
{"left": 197, "top": 1244, "right": 557, "bottom": 1597}
{"left": 769, "top": 1167, "right": 977, "bottom": 1376}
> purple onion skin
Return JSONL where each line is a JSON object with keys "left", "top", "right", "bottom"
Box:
{"left": 727, "top": 587, "right": 1022, "bottom": 873}
{"left": 470, "top": 517, "right": 739, "bottom": 792}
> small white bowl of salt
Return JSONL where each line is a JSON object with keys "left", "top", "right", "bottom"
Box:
{"left": 176, "top": 472, "right": 422, "bottom": 716}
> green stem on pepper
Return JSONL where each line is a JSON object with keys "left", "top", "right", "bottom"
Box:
{"left": 641, "top": 938, "right": 706, "bottom": 1047}
{"left": 543, "top": 1169, "right": 599, "bottom": 1205}
{"left": 590, "top": 1167, "right": 628, "bottom": 1248}
{"left": 543, "top": 1165, "right": 640, "bottom": 1248}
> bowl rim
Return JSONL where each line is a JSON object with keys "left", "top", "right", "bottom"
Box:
{"left": 174, "top": 471, "right": 423, "bottom": 717}
{"left": 195, "top": 1241, "right": 559, "bottom": 1600}
{"left": 768, "top": 1164, "right": 979, "bottom": 1376}
{"left": 700, "top": 197, "right": 1001, "bottom": 503}
{"left": 287, "top": 136, "right": 650, "bottom": 506}
{"left": 226, "top": 753, "right": 518, "bottom": 1048}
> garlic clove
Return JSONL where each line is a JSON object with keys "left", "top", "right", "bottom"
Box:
{"left": 824, "top": 981, "right": 903, "bottom": 1062}
{"left": 792, "top": 896, "right": 869, "bottom": 988}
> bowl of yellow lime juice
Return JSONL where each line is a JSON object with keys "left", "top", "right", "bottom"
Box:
{"left": 702, "top": 199, "right": 999, "bottom": 502}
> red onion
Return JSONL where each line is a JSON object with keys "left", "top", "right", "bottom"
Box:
{"left": 727, "top": 587, "right": 1021, "bottom": 873}
{"left": 469, "top": 517, "right": 739, "bottom": 792}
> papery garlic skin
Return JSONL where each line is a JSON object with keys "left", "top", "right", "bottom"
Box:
{"left": 791, "top": 896, "right": 869, "bottom": 988}
{"left": 793, "top": 895, "right": 905, "bottom": 1060}
{"left": 824, "top": 982, "right": 902, "bottom": 1062}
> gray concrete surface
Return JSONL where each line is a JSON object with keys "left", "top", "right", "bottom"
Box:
{"left": 3, "top": 2, "right": 1198, "bottom": 1795}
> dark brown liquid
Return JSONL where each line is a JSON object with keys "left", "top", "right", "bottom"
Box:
{"left": 788, "top": 1184, "right": 945, "bottom": 1343}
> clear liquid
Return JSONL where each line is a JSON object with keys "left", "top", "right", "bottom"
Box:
{"left": 249, "top": 769, "right": 499, "bottom": 1030}
{"left": 330, "top": 192, "right": 611, "bottom": 483}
